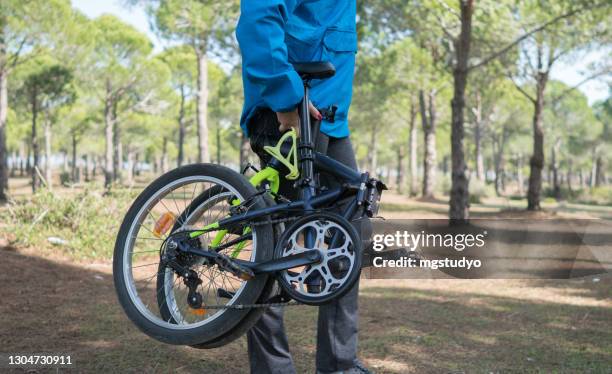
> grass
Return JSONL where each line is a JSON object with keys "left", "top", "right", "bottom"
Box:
{"left": 1, "top": 179, "right": 611, "bottom": 373}
{"left": 1, "top": 248, "right": 610, "bottom": 373}
{"left": 1, "top": 187, "right": 138, "bottom": 259}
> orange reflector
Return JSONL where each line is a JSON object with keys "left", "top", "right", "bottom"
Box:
{"left": 153, "top": 212, "right": 176, "bottom": 238}
{"left": 189, "top": 308, "right": 207, "bottom": 316}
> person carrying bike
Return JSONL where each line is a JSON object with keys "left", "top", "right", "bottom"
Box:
{"left": 236, "top": 1, "right": 372, "bottom": 373}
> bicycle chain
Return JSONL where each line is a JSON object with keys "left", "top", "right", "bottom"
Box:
{"left": 202, "top": 300, "right": 302, "bottom": 310}
{"left": 247, "top": 215, "right": 298, "bottom": 226}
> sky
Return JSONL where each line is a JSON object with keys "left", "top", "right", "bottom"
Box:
{"left": 72, "top": 0, "right": 609, "bottom": 105}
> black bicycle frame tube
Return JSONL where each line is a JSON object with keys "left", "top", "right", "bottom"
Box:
{"left": 216, "top": 187, "right": 344, "bottom": 228}
{"left": 314, "top": 152, "right": 362, "bottom": 186}
{"left": 298, "top": 84, "right": 316, "bottom": 209}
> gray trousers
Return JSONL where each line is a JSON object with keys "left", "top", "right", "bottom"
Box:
{"left": 247, "top": 134, "right": 363, "bottom": 374}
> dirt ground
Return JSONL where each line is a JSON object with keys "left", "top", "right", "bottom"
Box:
{"left": 2, "top": 179, "right": 612, "bottom": 373}
{"left": 1, "top": 245, "right": 610, "bottom": 374}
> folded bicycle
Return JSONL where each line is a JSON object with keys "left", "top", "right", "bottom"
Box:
{"left": 113, "top": 61, "right": 385, "bottom": 347}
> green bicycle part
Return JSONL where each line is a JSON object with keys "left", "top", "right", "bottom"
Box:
{"left": 249, "top": 166, "right": 280, "bottom": 194}
{"left": 188, "top": 167, "right": 281, "bottom": 259}
{"left": 189, "top": 222, "right": 219, "bottom": 238}
{"left": 226, "top": 167, "right": 280, "bottom": 257}
{"left": 230, "top": 227, "right": 251, "bottom": 258}
{"left": 263, "top": 129, "right": 299, "bottom": 180}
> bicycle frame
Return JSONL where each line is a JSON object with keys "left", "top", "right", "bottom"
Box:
{"left": 177, "top": 80, "right": 385, "bottom": 275}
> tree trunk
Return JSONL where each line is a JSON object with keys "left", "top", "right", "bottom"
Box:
{"left": 133, "top": 152, "right": 140, "bottom": 177}
{"left": 566, "top": 159, "right": 573, "bottom": 194}
{"left": 161, "top": 137, "right": 168, "bottom": 173}
{"left": 420, "top": 89, "right": 436, "bottom": 198}
{"left": 396, "top": 146, "right": 404, "bottom": 193}
{"left": 517, "top": 153, "right": 524, "bottom": 196}
{"left": 409, "top": 97, "right": 418, "bottom": 196}
{"left": 84, "top": 154, "right": 90, "bottom": 182}
{"left": 0, "top": 67, "right": 8, "bottom": 201}
{"left": 473, "top": 92, "right": 485, "bottom": 181}
{"left": 92, "top": 156, "right": 98, "bottom": 178}
{"left": 551, "top": 138, "right": 561, "bottom": 200}
{"left": 126, "top": 149, "right": 135, "bottom": 186}
{"left": 44, "top": 120, "right": 52, "bottom": 189}
{"left": 71, "top": 132, "right": 78, "bottom": 183}
{"left": 196, "top": 50, "right": 210, "bottom": 163}
{"left": 62, "top": 151, "right": 68, "bottom": 172}
{"left": 31, "top": 90, "right": 39, "bottom": 193}
{"left": 527, "top": 72, "right": 548, "bottom": 210}
{"left": 104, "top": 86, "right": 114, "bottom": 188}
{"left": 19, "top": 142, "right": 25, "bottom": 177}
{"left": 112, "top": 102, "right": 122, "bottom": 183}
{"left": 589, "top": 150, "right": 597, "bottom": 187}
{"left": 26, "top": 142, "right": 31, "bottom": 174}
{"left": 595, "top": 156, "right": 605, "bottom": 186}
{"left": 493, "top": 128, "right": 508, "bottom": 196}
{"left": 177, "top": 84, "right": 186, "bottom": 167}
{"left": 449, "top": 0, "right": 474, "bottom": 221}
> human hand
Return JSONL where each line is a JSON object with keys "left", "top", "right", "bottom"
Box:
{"left": 277, "top": 102, "right": 322, "bottom": 136}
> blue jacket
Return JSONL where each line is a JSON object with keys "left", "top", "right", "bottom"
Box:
{"left": 236, "top": 0, "right": 357, "bottom": 138}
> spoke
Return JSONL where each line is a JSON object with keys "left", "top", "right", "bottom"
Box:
{"left": 132, "top": 262, "right": 158, "bottom": 269}
{"left": 132, "top": 236, "right": 163, "bottom": 241}
{"left": 133, "top": 249, "right": 161, "bottom": 254}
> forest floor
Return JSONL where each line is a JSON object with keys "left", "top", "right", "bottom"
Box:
{"left": 1, "top": 176, "right": 611, "bottom": 373}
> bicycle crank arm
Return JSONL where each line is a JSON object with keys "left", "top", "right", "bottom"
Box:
{"left": 243, "top": 250, "right": 322, "bottom": 274}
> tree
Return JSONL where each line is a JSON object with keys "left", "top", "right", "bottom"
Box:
{"left": 509, "top": 1, "right": 610, "bottom": 209}
{"left": 158, "top": 46, "right": 196, "bottom": 167}
{"left": 137, "top": 0, "right": 239, "bottom": 164}
{"left": 90, "top": 15, "right": 155, "bottom": 187}
{"left": 359, "top": 0, "right": 606, "bottom": 219}
{"left": 0, "top": 0, "right": 72, "bottom": 200}
{"left": 18, "top": 63, "right": 75, "bottom": 192}
{"left": 592, "top": 98, "right": 611, "bottom": 186}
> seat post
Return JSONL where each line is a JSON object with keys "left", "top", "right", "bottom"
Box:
{"left": 298, "top": 82, "right": 316, "bottom": 209}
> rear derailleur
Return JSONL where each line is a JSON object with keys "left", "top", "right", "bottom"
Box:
{"left": 161, "top": 231, "right": 255, "bottom": 308}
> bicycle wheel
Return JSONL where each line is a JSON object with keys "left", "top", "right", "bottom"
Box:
{"left": 113, "top": 164, "right": 274, "bottom": 346}
{"left": 158, "top": 186, "right": 280, "bottom": 348}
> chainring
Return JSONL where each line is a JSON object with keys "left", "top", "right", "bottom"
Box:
{"left": 274, "top": 212, "right": 362, "bottom": 305}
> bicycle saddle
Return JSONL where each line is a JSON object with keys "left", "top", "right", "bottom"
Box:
{"left": 293, "top": 61, "right": 336, "bottom": 80}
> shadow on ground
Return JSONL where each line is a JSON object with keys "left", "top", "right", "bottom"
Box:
{"left": 1, "top": 249, "right": 610, "bottom": 373}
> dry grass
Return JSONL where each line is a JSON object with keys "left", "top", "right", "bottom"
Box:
{"left": 1, "top": 247, "right": 610, "bottom": 373}
{"left": 1, "top": 178, "right": 611, "bottom": 373}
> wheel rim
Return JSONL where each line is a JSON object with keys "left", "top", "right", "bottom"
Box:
{"left": 122, "top": 175, "right": 256, "bottom": 330}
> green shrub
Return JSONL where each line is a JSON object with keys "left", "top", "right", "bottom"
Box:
{"left": 575, "top": 186, "right": 612, "bottom": 206}
{"left": 543, "top": 186, "right": 573, "bottom": 200}
{"left": 435, "top": 174, "right": 451, "bottom": 196}
{"left": 1, "top": 188, "right": 137, "bottom": 259}
{"left": 469, "top": 179, "right": 495, "bottom": 204}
